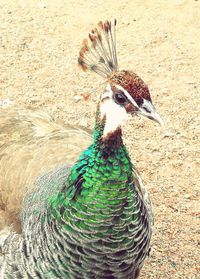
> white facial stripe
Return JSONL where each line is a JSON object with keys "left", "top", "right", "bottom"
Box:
{"left": 115, "top": 84, "right": 139, "bottom": 109}
{"left": 100, "top": 84, "right": 130, "bottom": 137}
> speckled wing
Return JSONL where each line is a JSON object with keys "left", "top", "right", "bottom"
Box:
{"left": 132, "top": 167, "right": 154, "bottom": 227}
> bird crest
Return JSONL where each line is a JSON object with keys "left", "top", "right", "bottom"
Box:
{"left": 78, "top": 20, "right": 118, "bottom": 77}
{"left": 78, "top": 20, "right": 163, "bottom": 128}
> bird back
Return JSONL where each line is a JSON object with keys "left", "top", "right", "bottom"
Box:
{"left": 0, "top": 107, "right": 92, "bottom": 232}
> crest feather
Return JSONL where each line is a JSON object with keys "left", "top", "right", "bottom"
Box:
{"left": 78, "top": 20, "right": 118, "bottom": 77}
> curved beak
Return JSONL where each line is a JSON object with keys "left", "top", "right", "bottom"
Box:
{"left": 137, "top": 100, "right": 163, "bottom": 126}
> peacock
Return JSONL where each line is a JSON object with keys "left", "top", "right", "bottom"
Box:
{"left": 1, "top": 20, "right": 162, "bottom": 278}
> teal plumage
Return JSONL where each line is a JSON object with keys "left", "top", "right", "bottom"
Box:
{"left": 1, "top": 110, "right": 152, "bottom": 278}
{"left": 1, "top": 20, "right": 162, "bottom": 278}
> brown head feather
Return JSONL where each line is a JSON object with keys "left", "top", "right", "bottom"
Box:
{"left": 108, "top": 70, "right": 151, "bottom": 105}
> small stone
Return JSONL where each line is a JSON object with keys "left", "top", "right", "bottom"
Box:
{"left": 0, "top": 99, "right": 15, "bottom": 108}
{"left": 37, "top": 2, "right": 47, "bottom": 8}
{"left": 82, "top": 93, "right": 90, "bottom": 101}
{"left": 73, "top": 95, "right": 82, "bottom": 102}
{"left": 184, "top": 194, "right": 191, "bottom": 199}
{"left": 80, "top": 118, "right": 88, "bottom": 127}
{"left": 163, "top": 130, "right": 175, "bottom": 138}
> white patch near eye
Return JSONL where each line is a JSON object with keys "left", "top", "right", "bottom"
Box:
{"left": 100, "top": 84, "right": 130, "bottom": 137}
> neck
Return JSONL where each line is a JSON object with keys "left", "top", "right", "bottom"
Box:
{"left": 83, "top": 107, "right": 133, "bottom": 186}
{"left": 94, "top": 106, "right": 123, "bottom": 150}
{"left": 48, "top": 105, "right": 134, "bottom": 240}
{"left": 49, "top": 105, "right": 133, "bottom": 214}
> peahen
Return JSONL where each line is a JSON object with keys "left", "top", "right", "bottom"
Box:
{"left": 1, "top": 20, "right": 162, "bottom": 278}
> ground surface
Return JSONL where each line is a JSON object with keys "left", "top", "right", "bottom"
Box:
{"left": 0, "top": 0, "right": 199, "bottom": 278}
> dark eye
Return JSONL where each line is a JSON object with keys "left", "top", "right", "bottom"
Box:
{"left": 114, "top": 93, "right": 128, "bottom": 105}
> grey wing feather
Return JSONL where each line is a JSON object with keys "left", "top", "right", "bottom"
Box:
{"left": 133, "top": 167, "right": 154, "bottom": 226}
{"left": 22, "top": 164, "right": 72, "bottom": 224}
{"left": 0, "top": 164, "right": 72, "bottom": 277}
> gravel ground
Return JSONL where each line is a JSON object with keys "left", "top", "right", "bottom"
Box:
{"left": 0, "top": 0, "right": 199, "bottom": 278}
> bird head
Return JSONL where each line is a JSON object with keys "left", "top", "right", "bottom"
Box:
{"left": 78, "top": 20, "right": 163, "bottom": 136}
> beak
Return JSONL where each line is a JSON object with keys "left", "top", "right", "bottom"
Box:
{"left": 137, "top": 99, "right": 164, "bottom": 127}
{"left": 146, "top": 110, "right": 164, "bottom": 126}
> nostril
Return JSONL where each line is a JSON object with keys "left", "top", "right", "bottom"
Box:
{"left": 143, "top": 107, "right": 151, "bottom": 113}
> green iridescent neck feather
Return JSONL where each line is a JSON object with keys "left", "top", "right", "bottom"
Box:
{"left": 49, "top": 107, "right": 135, "bottom": 229}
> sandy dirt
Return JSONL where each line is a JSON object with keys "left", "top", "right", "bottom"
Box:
{"left": 0, "top": 0, "right": 199, "bottom": 278}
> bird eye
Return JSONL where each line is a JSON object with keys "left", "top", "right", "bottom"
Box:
{"left": 114, "top": 93, "right": 128, "bottom": 105}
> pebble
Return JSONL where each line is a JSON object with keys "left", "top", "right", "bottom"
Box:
{"left": 37, "top": 2, "right": 47, "bottom": 9}
{"left": 163, "top": 130, "right": 176, "bottom": 138}
{"left": 0, "top": 99, "right": 15, "bottom": 108}
{"left": 80, "top": 118, "right": 88, "bottom": 127}
{"left": 73, "top": 95, "right": 82, "bottom": 102}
